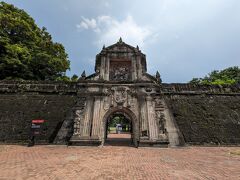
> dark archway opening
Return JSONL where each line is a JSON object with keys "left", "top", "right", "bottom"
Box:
{"left": 104, "top": 112, "right": 133, "bottom": 146}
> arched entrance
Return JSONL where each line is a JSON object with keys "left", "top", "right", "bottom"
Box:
{"left": 102, "top": 107, "right": 139, "bottom": 147}
{"left": 105, "top": 112, "right": 132, "bottom": 146}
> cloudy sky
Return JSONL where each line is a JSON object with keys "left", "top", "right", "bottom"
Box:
{"left": 4, "top": 0, "right": 240, "bottom": 82}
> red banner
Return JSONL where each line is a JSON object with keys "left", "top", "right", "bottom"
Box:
{"left": 32, "top": 119, "right": 45, "bottom": 123}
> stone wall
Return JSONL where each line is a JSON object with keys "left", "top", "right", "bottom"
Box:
{"left": 162, "top": 83, "right": 240, "bottom": 95}
{"left": 164, "top": 84, "right": 240, "bottom": 145}
{"left": 0, "top": 94, "right": 76, "bottom": 143}
{"left": 0, "top": 81, "right": 239, "bottom": 145}
{"left": 0, "top": 81, "right": 78, "bottom": 143}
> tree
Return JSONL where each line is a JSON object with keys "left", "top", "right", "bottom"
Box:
{"left": 71, "top": 74, "right": 78, "bottom": 82}
{"left": 190, "top": 66, "right": 240, "bottom": 85}
{"left": 0, "top": 2, "right": 70, "bottom": 80}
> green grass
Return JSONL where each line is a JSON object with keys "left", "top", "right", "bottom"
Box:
{"left": 109, "top": 127, "right": 116, "bottom": 131}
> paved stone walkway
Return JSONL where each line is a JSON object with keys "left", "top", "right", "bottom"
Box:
{"left": 107, "top": 133, "right": 131, "bottom": 139}
{"left": 0, "top": 145, "right": 239, "bottom": 180}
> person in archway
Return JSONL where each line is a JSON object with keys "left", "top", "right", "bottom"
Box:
{"left": 116, "top": 123, "right": 122, "bottom": 134}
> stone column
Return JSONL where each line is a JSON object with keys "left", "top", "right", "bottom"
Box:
{"left": 100, "top": 56, "right": 106, "bottom": 79}
{"left": 105, "top": 57, "right": 110, "bottom": 80}
{"left": 146, "top": 96, "right": 158, "bottom": 140}
{"left": 99, "top": 97, "right": 108, "bottom": 143}
{"left": 131, "top": 56, "right": 137, "bottom": 80}
{"left": 139, "top": 96, "right": 148, "bottom": 134}
{"left": 137, "top": 56, "right": 142, "bottom": 80}
{"left": 81, "top": 97, "right": 94, "bottom": 136}
{"left": 91, "top": 97, "right": 102, "bottom": 137}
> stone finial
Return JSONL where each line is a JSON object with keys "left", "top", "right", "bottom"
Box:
{"left": 81, "top": 70, "right": 86, "bottom": 78}
{"left": 136, "top": 45, "right": 139, "bottom": 50}
{"left": 156, "top": 71, "right": 162, "bottom": 83}
{"left": 118, "top": 37, "right": 123, "bottom": 43}
{"left": 102, "top": 44, "right": 105, "bottom": 50}
{"left": 78, "top": 70, "right": 86, "bottom": 81}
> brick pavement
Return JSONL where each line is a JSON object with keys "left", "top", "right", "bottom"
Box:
{"left": 107, "top": 133, "right": 131, "bottom": 139}
{"left": 0, "top": 145, "right": 239, "bottom": 180}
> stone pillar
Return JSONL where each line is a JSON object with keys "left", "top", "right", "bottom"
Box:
{"left": 81, "top": 97, "right": 94, "bottom": 136}
{"left": 91, "top": 97, "right": 102, "bottom": 138}
{"left": 131, "top": 57, "right": 137, "bottom": 80}
{"left": 105, "top": 57, "right": 110, "bottom": 80}
{"left": 137, "top": 56, "right": 142, "bottom": 80}
{"left": 146, "top": 96, "right": 158, "bottom": 140}
{"left": 139, "top": 96, "right": 148, "bottom": 135}
{"left": 100, "top": 56, "right": 106, "bottom": 79}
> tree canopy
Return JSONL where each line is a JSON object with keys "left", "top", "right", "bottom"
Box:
{"left": 190, "top": 66, "right": 240, "bottom": 85}
{"left": 109, "top": 116, "right": 130, "bottom": 128}
{"left": 0, "top": 2, "right": 70, "bottom": 80}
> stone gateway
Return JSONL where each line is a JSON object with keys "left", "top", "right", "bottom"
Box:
{"left": 66, "top": 38, "right": 182, "bottom": 147}
{"left": 0, "top": 39, "right": 240, "bottom": 147}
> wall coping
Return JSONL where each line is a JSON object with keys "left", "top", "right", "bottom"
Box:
{"left": 0, "top": 81, "right": 239, "bottom": 95}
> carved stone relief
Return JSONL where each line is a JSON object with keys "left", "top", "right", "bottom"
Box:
{"left": 73, "top": 98, "right": 86, "bottom": 135}
{"left": 155, "top": 98, "right": 162, "bottom": 106}
{"left": 73, "top": 109, "right": 83, "bottom": 135}
{"left": 111, "top": 87, "right": 128, "bottom": 105}
{"left": 115, "top": 90, "right": 127, "bottom": 104}
{"left": 109, "top": 61, "right": 131, "bottom": 81}
{"left": 154, "top": 97, "right": 167, "bottom": 135}
{"left": 145, "top": 87, "right": 152, "bottom": 93}
{"left": 103, "top": 88, "right": 111, "bottom": 95}
{"left": 103, "top": 97, "right": 110, "bottom": 111}
{"left": 128, "top": 95, "right": 133, "bottom": 108}
{"left": 156, "top": 111, "right": 166, "bottom": 134}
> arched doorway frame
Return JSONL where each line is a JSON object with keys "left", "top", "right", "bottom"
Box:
{"left": 102, "top": 107, "right": 139, "bottom": 147}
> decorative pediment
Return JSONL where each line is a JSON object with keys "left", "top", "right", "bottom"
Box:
{"left": 102, "top": 38, "right": 140, "bottom": 54}
{"left": 84, "top": 38, "right": 161, "bottom": 84}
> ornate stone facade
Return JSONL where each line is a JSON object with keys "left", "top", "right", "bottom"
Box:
{"left": 110, "top": 61, "right": 131, "bottom": 81}
{"left": 69, "top": 38, "right": 184, "bottom": 147}
{"left": 1, "top": 65, "right": 240, "bottom": 145}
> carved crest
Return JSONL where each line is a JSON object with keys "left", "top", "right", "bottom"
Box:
{"left": 112, "top": 87, "right": 128, "bottom": 104}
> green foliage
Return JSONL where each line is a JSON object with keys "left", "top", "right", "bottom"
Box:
{"left": 0, "top": 2, "right": 70, "bottom": 80}
{"left": 55, "top": 76, "right": 71, "bottom": 82}
{"left": 190, "top": 66, "right": 240, "bottom": 85}
{"left": 71, "top": 74, "right": 79, "bottom": 82}
{"left": 109, "top": 116, "right": 121, "bottom": 127}
{"left": 55, "top": 74, "right": 79, "bottom": 82}
{"left": 109, "top": 116, "right": 130, "bottom": 127}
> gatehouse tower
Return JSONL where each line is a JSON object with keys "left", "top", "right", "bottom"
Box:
{"left": 57, "top": 38, "right": 184, "bottom": 147}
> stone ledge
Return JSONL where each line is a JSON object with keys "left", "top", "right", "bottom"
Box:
{"left": 138, "top": 140, "right": 169, "bottom": 148}
{"left": 69, "top": 135, "right": 102, "bottom": 146}
{"left": 69, "top": 139, "right": 102, "bottom": 146}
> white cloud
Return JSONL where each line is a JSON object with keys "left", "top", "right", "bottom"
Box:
{"left": 77, "top": 15, "right": 153, "bottom": 48}
{"left": 76, "top": 17, "right": 97, "bottom": 30}
{"left": 104, "top": 2, "right": 110, "bottom": 8}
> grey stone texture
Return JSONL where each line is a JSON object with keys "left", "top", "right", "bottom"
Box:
{"left": 165, "top": 95, "right": 240, "bottom": 145}
{"left": 0, "top": 92, "right": 76, "bottom": 143}
{"left": 0, "top": 39, "right": 239, "bottom": 146}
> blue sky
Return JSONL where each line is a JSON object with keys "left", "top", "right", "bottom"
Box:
{"left": 3, "top": 0, "right": 240, "bottom": 82}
